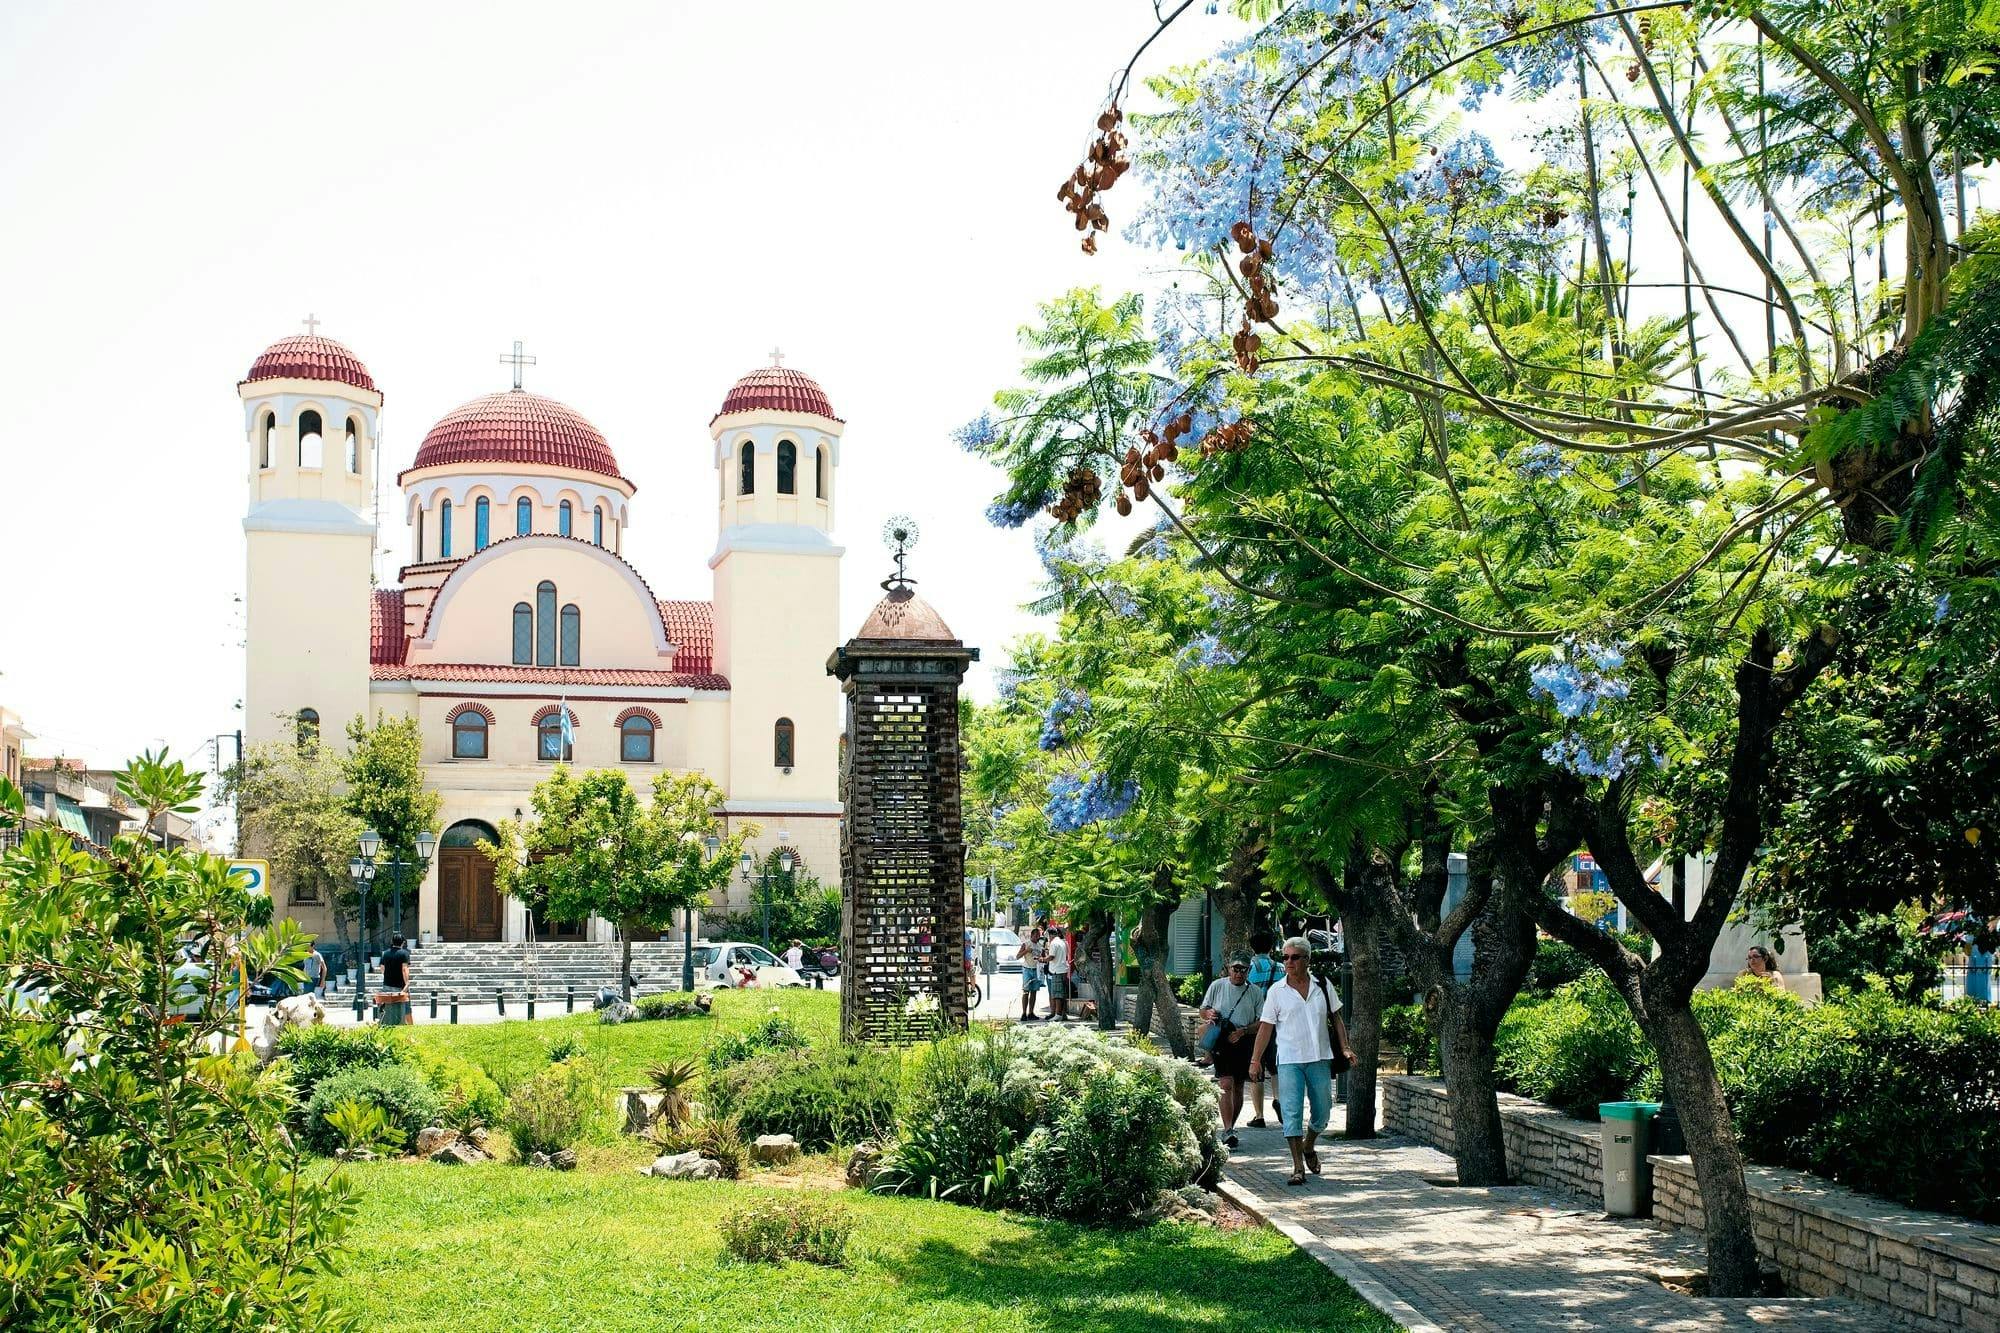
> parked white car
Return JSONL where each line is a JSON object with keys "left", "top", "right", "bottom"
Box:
{"left": 980, "top": 927, "right": 1025, "bottom": 972}
{"left": 692, "top": 942, "right": 805, "bottom": 989}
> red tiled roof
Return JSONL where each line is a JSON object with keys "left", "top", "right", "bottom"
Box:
{"left": 657, "top": 599, "right": 715, "bottom": 675}
{"left": 371, "top": 588, "right": 408, "bottom": 665}
{"left": 404, "top": 390, "right": 629, "bottom": 486}
{"left": 243, "top": 334, "right": 377, "bottom": 392}
{"left": 370, "top": 663, "right": 729, "bottom": 691}
{"left": 711, "top": 366, "right": 841, "bottom": 424}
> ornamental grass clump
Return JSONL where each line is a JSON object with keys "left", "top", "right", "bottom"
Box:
{"left": 504, "top": 1053, "right": 612, "bottom": 1159}
{"left": 704, "top": 1044, "right": 898, "bottom": 1151}
{"left": 719, "top": 1196, "right": 856, "bottom": 1267}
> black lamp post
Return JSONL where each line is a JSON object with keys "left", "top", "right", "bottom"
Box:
{"left": 352, "top": 828, "right": 438, "bottom": 985}
{"left": 740, "top": 838, "right": 795, "bottom": 951}
{"left": 350, "top": 830, "right": 381, "bottom": 987}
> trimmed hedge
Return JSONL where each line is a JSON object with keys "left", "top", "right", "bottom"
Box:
{"left": 1495, "top": 976, "right": 2000, "bottom": 1221}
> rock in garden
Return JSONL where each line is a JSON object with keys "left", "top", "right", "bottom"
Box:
{"left": 415, "top": 1126, "right": 459, "bottom": 1157}
{"left": 430, "top": 1140, "right": 489, "bottom": 1165}
{"left": 845, "top": 1141, "right": 885, "bottom": 1190}
{"left": 643, "top": 1151, "right": 723, "bottom": 1181}
{"left": 694, "top": 992, "right": 714, "bottom": 1014}
{"left": 550, "top": 1148, "right": 577, "bottom": 1171}
{"left": 599, "top": 1000, "right": 636, "bottom": 1025}
{"left": 621, "top": 1089, "right": 665, "bottom": 1135}
{"left": 751, "top": 1133, "right": 799, "bottom": 1166}
{"left": 467, "top": 1127, "right": 493, "bottom": 1153}
{"left": 527, "top": 1151, "right": 552, "bottom": 1170}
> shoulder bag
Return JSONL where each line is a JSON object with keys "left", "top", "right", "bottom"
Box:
{"left": 1318, "top": 977, "right": 1352, "bottom": 1075}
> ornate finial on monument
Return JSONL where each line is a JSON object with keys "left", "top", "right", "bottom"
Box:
{"left": 880, "top": 515, "right": 919, "bottom": 591}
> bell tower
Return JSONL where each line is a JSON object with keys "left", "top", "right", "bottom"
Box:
{"left": 239, "top": 323, "right": 382, "bottom": 750}
{"left": 708, "top": 355, "right": 845, "bottom": 876}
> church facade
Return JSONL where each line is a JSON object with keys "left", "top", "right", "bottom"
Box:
{"left": 239, "top": 331, "right": 843, "bottom": 943}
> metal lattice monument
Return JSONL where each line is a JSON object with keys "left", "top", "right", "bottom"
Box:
{"left": 826, "top": 518, "right": 979, "bottom": 1043}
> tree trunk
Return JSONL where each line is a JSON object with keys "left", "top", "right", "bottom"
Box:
{"left": 620, "top": 922, "right": 634, "bottom": 1001}
{"left": 1436, "top": 989, "right": 1510, "bottom": 1184}
{"left": 1076, "top": 911, "right": 1118, "bottom": 1031}
{"left": 1213, "top": 838, "right": 1262, "bottom": 964}
{"left": 1645, "top": 997, "right": 1762, "bottom": 1294}
{"left": 1134, "top": 893, "right": 1192, "bottom": 1057}
{"left": 1342, "top": 897, "right": 1383, "bottom": 1139}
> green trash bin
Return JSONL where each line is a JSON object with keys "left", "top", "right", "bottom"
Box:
{"left": 1599, "top": 1101, "right": 1661, "bottom": 1217}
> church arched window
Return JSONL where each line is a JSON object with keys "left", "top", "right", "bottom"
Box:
{"left": 559, "top": 603, "right": 580, "bottom": 666}
{"left": 620, "top": 715, "right": 655, "bottom": 763}
{"left": 536, "top": 581, "right": 557, "bottom": 666}
{"left": 516, "top": 496, "right": 532, "bottom": 536}
{"left": 739, "top": 441, "right": 755, "bottom": 495}
{"left": 259, "top": 411, "right": 274, "bottom": 469}
{"left": 474, "top": 498, "right": 491, "bottom": 551}
{"left": 415, "top": 509, "right": 424, "bottom": 561}
{"left": 559, "top": 501, "right": 573, "bottom": 537}
{"left": 452, "top": 710, "right": 489, "bottom": 759}
{"left": 298, "top": 410, "right": 323, "bottom": 468}
{"left": 777, "top": 441, "right": 797, "bottom": 495}
{"left": 440, "top": 500, "right": 453, "bottom": 558}
{"left": 537, "top": 715, "right": 571, "bottom": 762}
{"left": 296, "top": 708, "right": 320, "bottom": 751}
{"left": 593, "top": 505, "right": 604, "bottom": 546}
{"left": 774, "top": 717, "right": 795, "bottom": 769}
{"left": 346, "top": 417, "right": 361, "bottom": 473}
{"left": 512, "top": 602, "right": 533, "bottom": 664}
{"left": 815, "top": 445, "right": 826, "bottom": 498}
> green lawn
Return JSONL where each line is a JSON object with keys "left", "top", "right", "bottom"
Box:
{"left": 321, "top": 1153, "right": 1398, "bottom": 1332}
{"left": 404, "top": 988, "right": 841, "bottom": 1088}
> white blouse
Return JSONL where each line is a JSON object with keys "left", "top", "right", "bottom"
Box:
{"left": 1258, "top": 976, "right": 1342, "bottom": 1066}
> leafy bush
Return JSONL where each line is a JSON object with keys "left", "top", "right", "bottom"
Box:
{"left": 1494, "top": 971, "right": 1650, "bottom": 1118}
{"left": 1381, "top": 1002, "right": 1435, "bottom": 1073}
{"left": 1175, "top": 973, "right": 1205, "bottom": 1006}
{"left": 324, "top": 1099, "right": 405, "bottom": 1155}
{"left": 877, "top": 1031, "right": 1037, "bottom": 1204}
{"left": 1527, "top": 939, "right": 1594, "bottom": 995}
{"left": 0, "top": 755, "right": 353, "bottom": 1330}
{"left": 706, "top": 1044, "right": 898, "bottom": 1151}
{"left": 704, "top": 1014, "right": 809, "bottom": 1072}
{"left": 720, "top": 1196, "right": 855, "bottom": 1266}
{"left": 277, "top": 1023, "right": 407, "bottom": 1107}
{"left": 303, "top": 1064, "right": 444, "bottom": 1155}
{"left": 503, "top": 1055, "right": 612, "bottom": 1159}
{"left": 409, "top": 1046, "right": 504, "bottom": 1132}
{"left": 634, "top": 993, "right": 709, "bottom": 1021}
{"left": 651, "top": 1114, "right": 749, "bottom": 1179}
{"left": 1015, "top": 1065, "right": 1191, "bottom": 1224}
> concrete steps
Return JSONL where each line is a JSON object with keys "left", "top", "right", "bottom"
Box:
{"left": 375, "top": 942, "right": 698, "bottom": 999}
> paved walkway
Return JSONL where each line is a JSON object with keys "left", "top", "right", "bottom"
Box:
{"left": 1220, "top": 1109, "right": 1896, "bottom": 1331}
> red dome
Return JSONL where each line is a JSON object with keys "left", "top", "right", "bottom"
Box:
{"left": 405, "top": 390, "right": 628, "bottom": 485}
{"left": 243, "top": 334, "right": 376, "bottom": 392}
{"left": 712, "top": 366, "right": 841, "bottom": 424}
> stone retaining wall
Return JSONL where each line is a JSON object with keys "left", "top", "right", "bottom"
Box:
{"left": 1650, "top": 1155, "right": 2000, "bottom": 1331}
{"left": 1379, "top": 1075, "right": 2000, "bottom": 1331}
{"left": 1381, "top": 1075, "right": 1603, "bottom": 1204}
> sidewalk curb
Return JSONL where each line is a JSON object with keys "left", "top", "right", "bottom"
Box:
{"left": 1217, "top": 1176, "right": 1445, "bottom": 1333}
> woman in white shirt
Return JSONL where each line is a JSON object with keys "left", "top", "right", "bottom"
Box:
{"left": 1248, "top": 936, "right": 1356, "bottom": 1187}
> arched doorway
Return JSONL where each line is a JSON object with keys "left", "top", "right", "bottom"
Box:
{"left": 438, "top": 821, "right": 503, "bottom": 942}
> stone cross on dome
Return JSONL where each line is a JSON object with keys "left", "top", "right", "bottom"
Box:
{"left": 301, "top": 313, "right": 320, "bottom": 335}
{"left": 768, "top": 346, "right": 785, "bottom": 367}
{"left": 499, "top": 339, "right": 537, "bottom": 391}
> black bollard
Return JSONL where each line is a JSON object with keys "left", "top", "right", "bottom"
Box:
{"left": 429, "top": 991, "right": 438, "bottom": 1020}
{"left": 527, "top": 994, "right": 536, "bottom": 1021}
{"left": 449, "top": 994, "right": 459, "bottom": 1024}
{"left": 496, "top": 988, "right": 505, "bottom": 1017}
{"left": 567, "top": 985, "right": 575, "bottom": 1013}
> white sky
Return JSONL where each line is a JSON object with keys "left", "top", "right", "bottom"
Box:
{"left": 0, "top": 2, "right": 1233, "bottom": 790}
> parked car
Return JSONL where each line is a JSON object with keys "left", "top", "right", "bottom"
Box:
{"left": 691, "top": 941, "right": 805, "bottom": 988}
{"left": 980, "top": 927, "right": 1025, "bottom": 972}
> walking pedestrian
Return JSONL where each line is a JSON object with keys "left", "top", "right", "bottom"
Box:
{"left": 376, "top": 935, "right": 414, "bottom": 1026}
{"left": 1242, "top": 929, "right": 1279, "bottom": 1127}
{"left": 1201, "top": 957, "right": 1266, "bottom": 1148}
{"left": 302, "top": 942, "right": 327, "bottom": 999}
{"left": 1248, "top": 936, "right": 1355, "bottom": 1187}
{"left": 1018, "top": 926, "right": 1045, "bottom": 1020}
{"left": 1046, "top": 927, "right": 1072, "bottom": 1022}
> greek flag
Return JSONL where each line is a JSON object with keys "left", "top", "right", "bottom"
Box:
{"left": 558, "top": 689, "right": 575, "bottom": 753}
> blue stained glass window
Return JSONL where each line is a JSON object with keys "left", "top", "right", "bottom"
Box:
{"left": 560, "top": 501, "right": 573, "bottom": 537}
{"left": 440, "top": 500, "right": 453, "bottom": 558}
{"left": 517, "top": 497, "right": 532, "bottom": 535}
{"left": 512, "top": 602, "right": 532, "bottom": 664}
{"left": 475, "top": 498, "right": 490, "bottom": 551}
{"left": 536, "top": 581, "right": 557, "bottom": 666}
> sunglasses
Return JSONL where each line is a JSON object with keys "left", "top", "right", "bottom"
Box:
{"left": 1229, "top": 964, "right": 1248, "bottom": 971}
{"left": 1281, "top": 953, "right": 1307, "bottom": 962}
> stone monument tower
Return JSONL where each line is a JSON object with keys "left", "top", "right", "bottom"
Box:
{"left": 826, "top": 519, "right": 978, "bottom": 1042}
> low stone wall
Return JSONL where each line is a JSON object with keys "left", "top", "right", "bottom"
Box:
{"left": 1116, "top": 988, "right": 1205, "bottom": 1046}
{"left": 1381, "top": 1075, "right": 1603, "bottom": 1204}
{"left": 1650, "top": 1155, "right": 2000, "bottom": 1331}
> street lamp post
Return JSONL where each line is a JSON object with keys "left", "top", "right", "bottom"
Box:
{"left": 351, "top": 828, "right": 439, "bottom": 992}
{"left": 739, "top": 837, "right": 795, "bottom": 952}
{"left": 680, "top": 832, "right": 722, "bottom": 992}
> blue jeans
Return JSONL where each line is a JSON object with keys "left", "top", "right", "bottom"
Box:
{"left": 1277, "top": 1059, "right": 1333, "bottom": 1138}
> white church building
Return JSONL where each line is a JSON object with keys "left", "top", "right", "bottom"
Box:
{"left": 238, "top": 330, "right": 843, "bottom": 944}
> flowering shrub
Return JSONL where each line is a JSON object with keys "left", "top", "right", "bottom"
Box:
{"left": 879, "top": 1023, "right": 1217, "bottom": 1218}
{"left": 720, "top": 1196, "right": 855, "bottom": 1267}
{"left": 1043, "top": 770, "right": 1139, "bottom": 833}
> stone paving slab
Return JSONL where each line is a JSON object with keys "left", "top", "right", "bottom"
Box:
{"left": 1221, "top": 1111, "right": 1898, "bottom": 1331}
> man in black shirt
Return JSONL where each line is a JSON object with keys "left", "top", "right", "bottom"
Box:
{"left": 377, "top": 936, "right": 413, "bottom": 1025}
